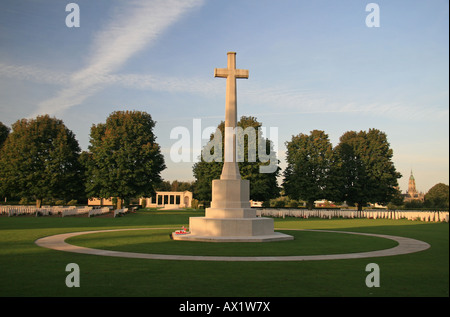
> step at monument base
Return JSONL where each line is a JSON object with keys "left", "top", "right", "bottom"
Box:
{"left": 172, "top": 217, "right": 294, "bottom": 242}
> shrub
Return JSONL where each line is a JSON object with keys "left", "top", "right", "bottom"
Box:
{"left": 19, "top": 197, "right": 30, "bottom": 205}
{"left": 273, "top": 199, "right": 285, "bottom": 208}
{"left": 191, "top": 198, "right": 199, "bottom": 209}
{"left": 54, "top": 200, "right": 65, "bottom": 206}
{"left": 67, "top": 199, "right": 77, "bottom": 206}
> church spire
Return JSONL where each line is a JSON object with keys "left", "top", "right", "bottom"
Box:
{"left": 408, "top": 169, "right": 417, "bottom": 196}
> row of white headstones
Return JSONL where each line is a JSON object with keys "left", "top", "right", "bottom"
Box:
{"left": 0, "top": 205, "right": 128, "bottom": 218}
{"left": 2, "top": 205, "right": 447, "bottom": 222}
{"left": 257, "top": 208, "right": 449, "bottom": 222}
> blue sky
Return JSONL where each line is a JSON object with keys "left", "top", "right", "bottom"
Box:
{"left": 0, "top": 0, "right": 448, "bottom": 194}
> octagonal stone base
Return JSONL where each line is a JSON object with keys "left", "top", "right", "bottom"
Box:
{"left": 172, "top": 215, "right": 293, "bottom": 242}
{"left": 172, "top": 231, "right": 293, "bottom": 242}
{"left": 172, "top": 178, "right": 293, "bottom": 242}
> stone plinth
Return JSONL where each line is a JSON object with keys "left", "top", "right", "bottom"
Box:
{"left": 172, "top": 52, "right": 293, "bottom": 243}
{"left": 190, "top": 216, "right": 273, "bottom": 236}
{"left": 206, "top": 179, "right": 255, "bottom": 218}
{"left": 210, "top": 179, "right": 251, "bottom": 210}
{"left": 172, "top": 179, "right": 293, "bottom": 242}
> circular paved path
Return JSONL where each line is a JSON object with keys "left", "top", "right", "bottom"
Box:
{"left": 35, "top": 228, "right": 430, "bottom": 262}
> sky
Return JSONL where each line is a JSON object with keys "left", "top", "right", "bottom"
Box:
{"left": 0, "top": 0, "right": 448, "bottom": 194}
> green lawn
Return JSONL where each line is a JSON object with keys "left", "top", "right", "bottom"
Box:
{"left": 0, "top": 210, "right": 448, "bottom": 297}
{"left": 68, "top": 228, "right": 398, "bottom": 256}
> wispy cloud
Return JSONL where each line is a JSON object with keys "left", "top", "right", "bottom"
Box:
{"left": 0, "top": 63, "right": 70, "bottom": 85}
{"left": 30, "top": 0, "right": 204, "bottom": 116}
{"left": 106, "top": 73, "right": 222, "bottom": 95}
{"left": 240, "top": 83, "right": 449, "bottom": 121}
{"left": 4, "top": 59, "right": 447, "bottom": 122}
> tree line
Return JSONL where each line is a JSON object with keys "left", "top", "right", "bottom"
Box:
{"left": 193, "top": 118, "right": 403, "bottom": 210}
{"left": 1, "top": 113, "right": 448, "bottom": 210}
{"left": 193, "top": 117, "right": 448, "bottom": 210}
{"left": 283, "top": 129, "right": 402, "bottom": 210}
{"left": 0, "top": 111, "right": 165, "bottom": 208}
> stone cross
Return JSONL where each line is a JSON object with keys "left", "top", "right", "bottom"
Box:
{"left": 214, "top": 52, "right": 249, "bottom": 180}
{"left": 172, "top": 52, "right": 293, "bottom": 242}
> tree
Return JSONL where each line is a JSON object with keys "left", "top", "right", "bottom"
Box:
{"left": 155, "top": 180, "right": 172, "bottom": 191}
{"left": 84, "top": 111, "right": 166, "bottom": 209}
{"left": 169, "top": 180, "right": 194, "bottom": 192}
{"left": 154, "top": 180, "right": 194, "bottom": 192}
{"left": 283, "top": 130, "right": 340, "bottom": 209}
{"left": 0, "top": 115, "right": 83, "bottom": 207}
{"left": 0, "top": 122, "right": 9, "bottom": 149}
{"left": 334, "top": 131, "right": 368, "bottom": 209}
{"left": 424, "top": 183, "right": 449, "bottom": 209}
{"left": 335, "top": 129, "right": 401, "bottom": 211}
{"left": 192, "top": 152, "right": 223, "bottom": 203}
{"left": 0, "top": 122, "right": 10, "bottom": 201}
{"left": 389, "top": 187, "right": 406, "bottom": 208}
{"left": 193, "top": 116, "right": 280, "bottom": 204}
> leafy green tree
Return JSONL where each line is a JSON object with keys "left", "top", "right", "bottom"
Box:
{"left": 424, "top": 183, "right": 449, "bottom": 209}
{"left": 170, "top": 180, "right": 194, "bottom": 192}
{"left": 84, "top": 111, "right": 166, "bottom": 209}
{"left": 283, "top": 130, "right": 340, "bottom": 209}
{"left": 154, "top": 180, "right": 194, "bottom": 192}
{"left": 404, "top": 199, "right": 424, "bottom": 209}
{"left": 193, "top": 116, "right": 280, "bottom": 204}
{"left": 155, "top": 180, "right": 172, "bottom": 191}
{"left": 0, "top": 115, "right": 83, "bottom": 207}
{"left": 0, "top": 122, "right": 10, "bottom": 149}
{"left": 193, "top": 153, "right": 223, "bottom": 203}
{"left": 389, "top": 187, "right": 406, "bottom": 208}
{"left": 0, "top": 122, "right": 10, "bottom": 200}
{"left": 335, "top": 129, "right": 401, "bottom": 211}
{"left": 334, "top": 131, "right": 369, "bottom": 209}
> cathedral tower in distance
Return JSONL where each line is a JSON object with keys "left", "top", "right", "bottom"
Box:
{"left": 404, "top": 170, "right": 424, "bottom": 202}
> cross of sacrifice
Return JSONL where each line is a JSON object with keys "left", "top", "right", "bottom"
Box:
{"left": 214, "top": 52, "right": 249, "bottom": 180}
